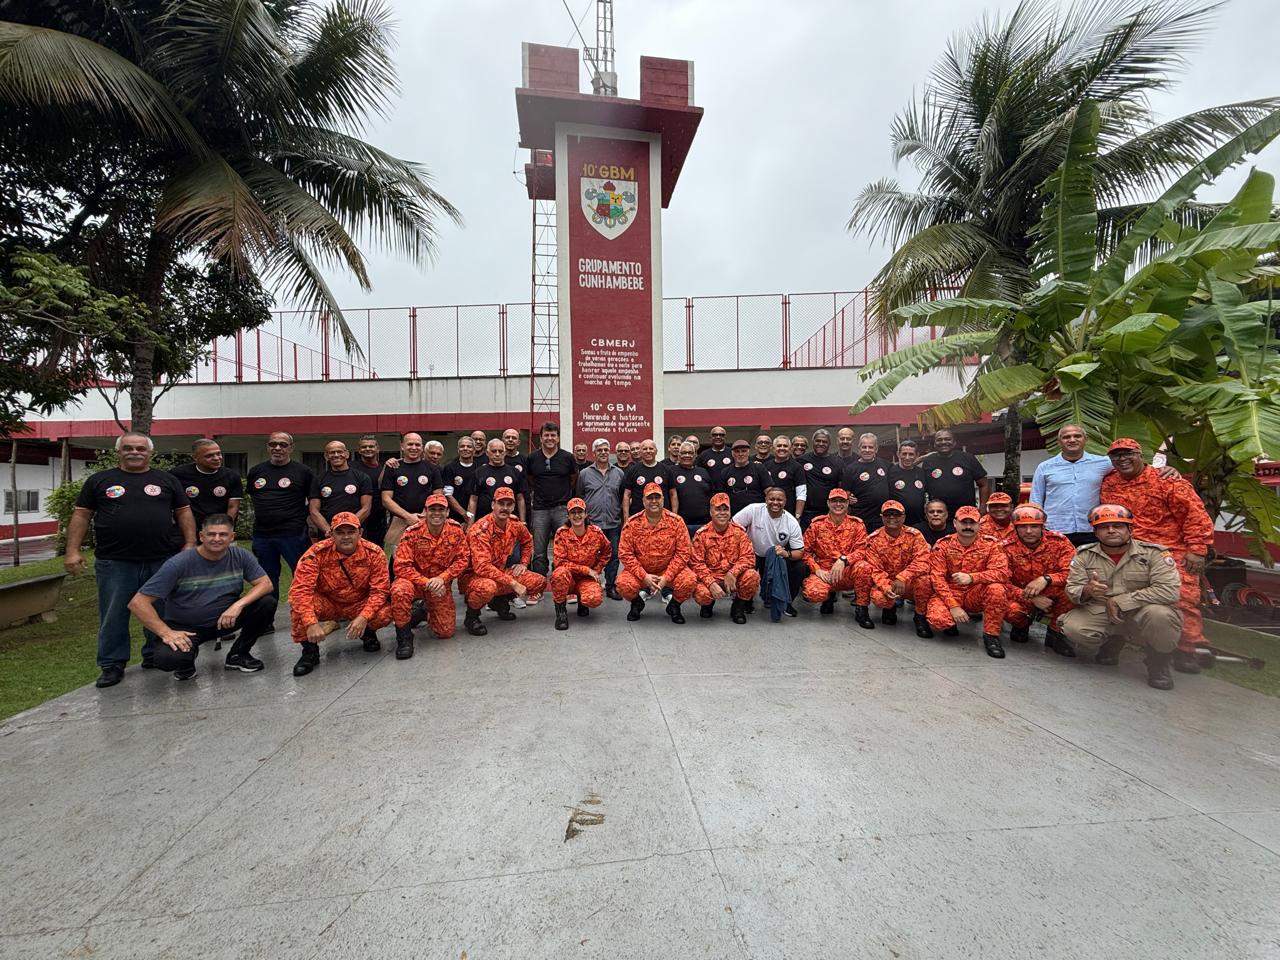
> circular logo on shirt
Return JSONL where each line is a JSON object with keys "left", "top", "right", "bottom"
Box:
{"left": 213, "top": 486, "right": 227, "bottom": 497}
{"left": 720, "top": 456, "right": 731, "bottom": 466}
{"left": 877, "top": 468, "right": 886, "bottom": 477}
{"left": 417, "top": 474, "right": 429, "bottom": 485}
{"left": 254, "top": 477, "right": 267, "bottom": 490}
{"left": 321, "top": 485, "right": 333, "bottom": 498}
{"left": 503, "top": 475, "right": 513, "bottom": 485}
{"left": 144, "top": 484, "right": 162, "bottom": 496}
{"left": 676, "top": 475, "right": 686, "bottom": 484}
{"left": 454, "top": 475, "right": 464, "bottom": 486}
{"left": 344, "top": 484, "right": 357, "bottom": 495}
{"left": 743, "top": 475, "right": 753, "bottom": 485}
{"left": 894, "top": 480, "right": 906, "bottom": 490}
{"left": 930, "top": 468, "right": 943, "bottom": 479}
{"left": 105, "top": 485, "right": 125, "bottom": 499}
{"left": 778, "top": 470, "right": 787, "bottom": 479}
{"left": 952, "top": 466, "right": 965, "bottom": 477}
{"left": 485, "top": 476, "right": 496, "bottom": 487}
{"left": 804, "top": 462, "right": 813, "bottom": 471}
{"left": 914, "top": 480, "right": 924, "bottom": 489}
{"left": 727, "top": 477, "right": 736, "bottom": 487}
{"left": 514, "top": 463, "right": 524, "bottom": 473}
{"left": 278, "top": 477, "right": 291, "bottom": 488}
{"left": 653, "top": 476, "right": 664, "bottom": 485}
{"left": 695, "top": 474, "right": 704, "bottom": 483}
{"left": 859, "top": 472, "right": 870, "bottom": 482}
{"left": 822, "top": 466, "right": 832, "bottom": 475}
{"left": 396, "top": 475, "right": 409, "bottom": 487}
{"left": 184, "top": 485, "right": 200, "bottom": 498}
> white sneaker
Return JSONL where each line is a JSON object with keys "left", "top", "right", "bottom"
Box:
{"left": 512, "top": 596, "right": 527, "bottom": 609}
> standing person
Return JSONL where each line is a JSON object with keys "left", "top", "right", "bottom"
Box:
{"left": 763, "top": 435, "right": 806, "bottom": 520}
{"left": 800, "top": 488, "right": 867, "bottom": 619}
{"left": 469, "top": 430, "right": 487, "bottom": 452}
{"left": 840, "top": 433, "right": 892, "bottom": 533}
{"left": 309, "top": 440, "right": 373, "bottom": 537}
{"left": 1100, "top": 438, "right": 1215, "bottom": 674}
{"left": 979, "top": 492, "right": 1015, "bottom": 540}
{"left": 734, "top": 487, "right": 806, "bottom": 619}
{"left": 663, "top": 435, "right": 684, "bottom": 469}
{"left": 752, "top": 434, "right": 773, "bottom": 464}
{"left": 1001, "top": 504, "right": 1076, "bottom": 651}
{"left": 924, "top": 506, "right": 1010, "bottom": 658}
{"left": 576, "top": 438, "right": 625, "bottom": 600}
{"left": 791, "top": 435, "right": 809, "bottom": 457}
{"left": 350, "top": 434, "right": 388, "bottom": 547}
{"left": 390, "top": 494, "right": 470, "bottom": 657}
{"left": 722, "top": 439, "right": 770, "bottom": 514}
{"left": 65, "top": 433, "right": 196, "bottom": 688}
{"left": 621, "top": 439, "right": 676, "bottom": 516}
{"left": 245, "top": 432, "right": 313, "bottom": 597}
{"left": 424, "top": 440, "right": 446, "bottom": 468}
{"left": 698, "top": 426, "right": 733, "bottom": 480}
{"left": 127, "top": 514, "right": 276, "bottom": 680}
{"left": 501, "top": 428, "right": 527, "bottom": 479}
{"left": 526, "top": 420, "right": 578, "bottom": 576}
{"left": 1029, "top": 423, "right": 1112, "bottom": 547}
{"left": 917, "top": 499, "right": 954, "bottom": 545}
{"left": 921, "top": 429, "right": 989, "bottom": 515}
{"left": 614, "top": 441, "right": 633, "bottom": 470}
{"left": 380, "top": 432, "right": 444, "bottom": 551}
{"left": 468, "top": 439, "right": 528, "bottom": 523}
{"left": 444, "top": 436, "right": 479, "bottom": 526}
{"left": 836, "top": 427, "right": 857, "bottom": 465}
{"left": 799, "top": 429, "right": 842, "bottom": 530}
{"left": 887, "top": 439, "right": 929, "bottom": 528}
{"left": 287, "top": 513, "right": 392, "bottom": 676}
{"left": 672, "top": 441, "right": 715, "bottom": 540}
{"left": 617, "top": 484, "right": 696, "bottom": 623}
{"left": 573, "top": 443, "right": 591, "bottom": 472}
{"left": 856, "top": 501, "right": 934, "bottom": 635}
{"left": 690, "top": 492, "right": 760, "bottom": 623}
{"left": 459, "top": 487, "right": 546, "bottom": 635}
{"left": 170, "top": 439, "right": 242, "bottom": 533}
{"left": 549, "top": 498, "right": 612, "bottom": 630}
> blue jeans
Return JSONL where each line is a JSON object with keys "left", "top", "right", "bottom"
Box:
{"left": 601, "top": 525, "right": 621, "bottom": 592}
{"left": 95, "top": 556, "right": 168, "bottom": 669}
{"left": 251, "top": 532, "right": 311, "bottom": 598}
{"left": 530, "top": 505, "right": 568, "bottom": 575}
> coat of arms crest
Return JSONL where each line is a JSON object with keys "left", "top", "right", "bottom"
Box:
{"left": 582, "top": 177, "right": 637, "bottom": 239}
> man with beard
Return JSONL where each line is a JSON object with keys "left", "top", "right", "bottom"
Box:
{"left": 840, "top": 433, "right": 892, "bottom": 533}
{"left": 887, "top": 439, "right": 928, "bottom": 528}
{"left": 170, "top": 439, "right": 242, "bottom": 535}
{"left": 763, "top": 435, "right": 806, "bottom": 520}
{"left": 444, "top": 435, "right": 479, "bottom": 525}
{"left": 800, "top": 429, "right": 842, "bottom": 531}
{"left": 673, "top": 441, "right": 715, "bottom": 540}
{"left": 349, "top": 434, "right": 388, "bottom": 546}
{"left": 925, "top": 506, "right": 1010, "bottom": 659}
{"left": 835, "top": 427, "right": 857, "bottom": 465}
{"left": 690, "top": 493, "right": 759, "bottom": 623}
{"left": 921, "top": 429, "right": 989, "bottom": 515}
{"left": 801, "top": 488, "right": 866, "bottom": 619}
{"left": 856, "top": 501, "right": 933, "bottom": 636}
{"left": 617, "top": 483, "right": 696, "bottom": 623}
{"left": 722, "top": 439, "right": 770, "bottom": 514}
{"left": 916, "top": 499, "right": 954, "bottom": 546}
{"left": 309, "top": 441, "right": 373, "bottom": 537}
{"left": 621, "top": 439, "right": 676, "bottom": 516}
{"left": 1001, "top": 504, "right": 1076, "bottom": 653}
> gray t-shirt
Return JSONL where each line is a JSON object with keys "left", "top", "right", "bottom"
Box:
{"left": 140, "top": 546, "right": 265, "bottom": 628}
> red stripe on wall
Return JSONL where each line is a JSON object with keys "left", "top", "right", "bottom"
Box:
{"left": 0, "top": 520, "right": 58, "bottom": 539}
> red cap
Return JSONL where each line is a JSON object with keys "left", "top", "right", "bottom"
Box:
{"left": 643, "top": 482, "right": 664, "bottom": 498}
{"left": 493, "top": 486, "right": 515, "bottom": 502}
{"left": 425, "top": 493, "right": 448, "bottom": 509}
{"left": 987, "top": 492, "right": 1013, "bottom": 505}
{"left": 955, "top": 506, "right": 981, "bottom": 522}
{"left": 330, "top": 511, "right": 360, "bottom": 530}
{"left": 827, "top": 487, "right": 850, "bottom": 501}
{"left": 1107, "top": 437, "right": 1142, "bottom": 454}
{"left": 880, "top": 498, "right": 904, "bottom": 513}
{"left": 567, "top": 497, "right": 587, "bottom": 512}
{"left": 710, "top": 492, "right": 730, "bottom": 508}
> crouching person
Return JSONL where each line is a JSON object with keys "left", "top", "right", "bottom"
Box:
{"left": 550, "top": 498, "right": 612, "bottom": 630}
{"left": 618, "top": 483, "right": 697, "bottom": 623}
{"left": 856, "top": 500, "right": 932, "bottom": 635}
{"left": 459, "top": 487, "right": 546, "bottom": 636}
{"left": 127, "top": 514, "right": 277, "bottom": 681}
{"left": 1003, "top": 504, "right": 1076, "bottom": 653}
{"left": 1061, "top": 504, "right": 1183, "bottom": 690}
{"left": 690, "top": 492, "right": 760, "bottom": 623}
{"left": 800, "top": 488, "right": 866, "bottom": 621}
{"left": 288, "top": 512, "right": 391, "bottom": 677}
{"left": 390, "top": 494, "right": 470, "bottom": 658}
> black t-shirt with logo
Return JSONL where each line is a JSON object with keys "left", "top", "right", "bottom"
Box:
{"left": 76, "top": 467, "right": 190, "bottom": 561}
{"left": 841, "top": 457, "right": 893, "bottom": 530}
{"left": 168, "top": 463, "right": 243, "bottom": 525}
{"left": 672, "top": 465, "right": 715, "bottom": 524}
{"left": 445, "top": 458, "right": 479, "bottom": 519}
{"left": 921, "top": 450, "right": 987, "bottom": 514}
{"left": 246, "top": 460, "right": 314, "bottom": 537}
{"left": 349, "top": 458, "right": 386, "bottom": 523}
{"left": 800, "top": 453, "right": 843, "bottom": 515}
{"left": 699, "top": 447, "right": 734, "bottom": 482}
{"left": 472, "top": 461, "right": 526, "bottom": 519}
{"left": 527, "top": 448, "right": 578, "bottom": 509}
{"left": 505, "top": 452, "right": 528, "bottom": 481}
{"left": 310, "top": 467, "right": 373, "bottom": 523}
{"left": 887, "top": 464, "right": 929, "bottom": 526}
{"left": 763, "top": 457, "right": 805, "bottom": 512}
{"left": 721, "top": 461, "right": 770, "bottom": 514}
{"left": 622, "top": 461, "right": 675, "bottom": 514}
{"left": 916, "top": 519, "right": 956, "bottom": 545}
{"left": 380, "top": 459, "right": 442, "bottom": 514}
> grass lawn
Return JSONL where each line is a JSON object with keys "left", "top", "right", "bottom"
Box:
{"left": 1201, "top": 619, "right": 1280, "bottom": 698}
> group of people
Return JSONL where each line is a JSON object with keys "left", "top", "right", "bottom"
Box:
{"left": 67, "top": 421, "right": 1214, "bottom": 693}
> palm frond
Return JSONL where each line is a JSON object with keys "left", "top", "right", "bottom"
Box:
{"left": 288, "top": 0, "right": 397, "bottom": 132}
{"left": 155, "top": 155, "right": 275, "bottom": 270}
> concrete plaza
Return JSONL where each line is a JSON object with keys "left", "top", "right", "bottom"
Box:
{"left": 2, "top": 601, "right": 1278, "bottom": 959}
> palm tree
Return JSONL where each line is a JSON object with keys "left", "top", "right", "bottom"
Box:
{"left": 0, "top": 0, "right": 460, "bottom": 432}
{"left": 847, "top": 0, "right": 1278, "bottom": 489}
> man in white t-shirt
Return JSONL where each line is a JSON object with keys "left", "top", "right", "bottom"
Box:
{"left": 733, "top": 486, "right": 805, "bottom": 618}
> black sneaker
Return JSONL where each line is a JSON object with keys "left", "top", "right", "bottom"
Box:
{"left": 362, "top": 628, "right": 381, "bottom": 652}
{"left": 627, "top": 598, "right": 645, "bottom": 621}
{"left": 854, "top": 605, "right": 875, "bottom": 629}
{"left": 95, "top": 666, "right": 124, "bottom": 688}
{"left": 1173, "top": 649, "right": 1201, "bottom": 674}
{"left": 140, "top": 657, "right": 158, "bottom": 669}
{"left": 224, "top": 652, "right": 264, "bottom": 673}
{"left": 174, "top": 666, "right": 197, "bottom": 681}
{"left": 783, "top": 604, "right": 798, "bottom": 618}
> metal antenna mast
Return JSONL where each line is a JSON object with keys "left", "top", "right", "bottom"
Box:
{"left": 588, "top": 0, "right": 616, "bottom": 95}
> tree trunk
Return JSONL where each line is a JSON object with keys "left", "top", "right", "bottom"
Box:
{"left": 1002, "top": 403, "right": 1022, "bottom": 497}
{"left": 10, "top": 439, "right": 20, "bottom": 567}
{"left": 128, "top": 228, "right": 175, "bottom": 435}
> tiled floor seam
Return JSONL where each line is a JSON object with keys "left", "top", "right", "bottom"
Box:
{"left": 1205, "top": 812, "right": 1280, "bottom": 858}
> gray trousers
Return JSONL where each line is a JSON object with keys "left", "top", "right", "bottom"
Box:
{"left": 530, "top": 505, "right": 568, "bottom": 575}
{"left": 1059, "top": 603, "right": 1182, "bottom": 657}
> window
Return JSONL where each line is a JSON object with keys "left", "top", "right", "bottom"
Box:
{"left": 4, "top": 490, "right": 39, "bottom": 513}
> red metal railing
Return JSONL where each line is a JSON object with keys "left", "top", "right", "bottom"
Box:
{"left": 179, "top": 289, "right": 953, "bottom": 385}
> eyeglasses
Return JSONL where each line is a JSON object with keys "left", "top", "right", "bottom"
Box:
{"left": 267, "top": 441, "right": 291, "bottom": 448}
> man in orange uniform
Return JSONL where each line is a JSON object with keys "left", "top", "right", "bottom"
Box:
{"left": 856, "top": 500, "right": 933, "bottom": 636}
{"left": 459, "top": 486, "right": 546, "bottom": 636}
{"left": 978, "top": 491, "right": 1015, "bottom": 541}
{"left": 926, "top": 505, "right": 1010, "bottom": 658}
{"left": 1099, "top": 437, "right": 1215, "bottom": 674}
{"left": 550, "top": 497, "right": 613, "bottom": 630}
{"left": 800, "top": 488, "right": 868, "bottom": 621}
{"left": 1002, "top": 503, "right": 1076, "bottom": 652}
{"left": 390, "top": 494, "right": 470, "bottom": 658}
{"left": 618, "top": 482, "right": 697, "bottom": 623}
{"left": 690, "top": 492, "right": 760, "bottom": 623}
{"left": 288, "top": 512, "right": 391, "bottom": 677}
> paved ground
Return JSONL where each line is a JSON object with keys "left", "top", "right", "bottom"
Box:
{"left": 2, "top": 599, "right": 1279, "bottom": 960}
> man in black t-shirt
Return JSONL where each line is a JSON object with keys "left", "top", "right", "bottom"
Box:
{"left": 840, "top": 432, "right": 893, "bottom": 532}
{"left": 246, "top": 431, "right": 315, "bottom": 598}
{"left": 752, "top": 434, "right": 773, "bottom": 464}
{"left": 698, "top": 426, "right": 734, "bottom": 481}
{"left": 309, "top": 440, "right": 373, "bottom": 536}
{"left": 673, "top": 441, "right": 715, "bottom": 538}
{"left": 468, "top": 439, "right": 528, "bottom": 522}
{"left": 169, "top": 439, "right": 243, "bottom": 535}
{"left": 887, "top": 439, "right": 929, "bottom": 527}
{"left": 527, "top": 420, "right": 578, "bottom": 575}
{"left": 799, "top": 429, "right": 842, "bottom": 529}
{"left": 763, "top": 436, "right": 806, "bottom": 519}
{"left": 502, "top": 428, "right": 527, "bottom": 480}
{"left": 621, "top": 439, "right": 676, "bottom": 515}
{"left": 836, "top": 427, "right": 857, "bottom": 465}
{"left": 350, "top": 434, "right": 388, "bottom": 547}
{"left": 722, "top": 440, "right": 770, "bottom": 514}
{"left": 379, "top": 432, "right": 443, "bottom": 551}
{"left": 444, "top": 436, "right": 479, "bottom": 525}
{"left": 916, "top": 499, "right": 956, "bottom": 545}
{"left": 921, "top": 429, "right": 990, "bottom": 515}
{"left": 65, "top": 432, "right": 196, "bottom": 688}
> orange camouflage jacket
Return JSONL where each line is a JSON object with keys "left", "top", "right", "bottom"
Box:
{"left": 289, "top": 538, "right": 390, "bottom": 626}
{"left": 803, "top": 515, "right": 868, "bottom": 573}
{"left": 1099, "top": 466, "right": 1214, "bottom": 555}
{"left": 467, "top": 514, "right": 533, "bottom": 581}
{"left": 619, "top": 509, "right": 691, "bottom": 580}
{"left": 690, "top": 521, "right": 755, "bottom": 583}
{"left": 552, "top": 525, "right": 612, "bottom": 576}
{"left": 928, "top": 534, "right": 1011, "bottom": 608}
{"left": 978, "top": 515, "right": 1014, "bottom": 542}
{"left": 862, "top": 525, "right": 931, "bottom": 590}
{"left": 393, "top": 519, "right": 471, "bottom": 586}
{"left": 1003, "top": 529, "right": 1075, "bottom": 588}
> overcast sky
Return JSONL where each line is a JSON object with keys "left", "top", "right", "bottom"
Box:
{"left": 317, "top": 0, "right": 1278, "bottom": 312}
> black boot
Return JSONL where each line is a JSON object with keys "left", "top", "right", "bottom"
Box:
{"left": 293, "top": 641, "right": 320, "bottom": 677}
{"left": 362, "top": 627, "right": 381, "bottom": 652}
{"left": 983, "top": 634, "right": 1006, "bottom": 659}
{"left": 464, "top": 607, "right": 488, "bottom": 636}
{"left": 1009, "top": 624, "right": 1029, "bottom": 644}
{"left": 913, "top": 613, "right": 933, "bottom": 639}
{"left": 854, "top": 605, "right": 875, "bottom": 630}
{"left": 667, "top": 598, "right": 685, "bottom": 624}
{"left": 408, "top": 598, "right": 427, "bottom": 629}
{"left": 627, "top": 597, "right": 645, "bottom": 621}
{"left": 942, "top": 625, "right": 960, "bottom": 637}
{"left": 1173, "top": 648, "right": 1201, "bottom": 674}
{"left": 1045, "top": 629, "right": 1075, "bottom": 657}
{"left": 491, "top": 596, "right": 517, "bottom": 621}
{"left": 744, "top": 600, "right": 755, "bottom": 615}
{"left": 1146, "top": 650, "right": 1174, "bottom": 690}
{"left": 1095, "top": 634, "right": 1125, "bottom": 666}
{"left": 578, "top": 601, "right": 591, "bottom": 617}
{"left": 730, "top": 598, "right": 747, "bottom": 624}
{"left": 394, "top": 624, "right": 414, "bottom": 659}
{"left": 554, "top": 602, "right": 569, "bottom": 630}
{"left": 224, "top": 634, "right": 264, "bottom": 672}
{"left": 819, "top": 598, "right": 834, "bottom": 615}
{"left": 700, "top": 603, "right": 715, "bottom": 619}
{"left": 881, "top": 606, "right": 897, "bottom": 626}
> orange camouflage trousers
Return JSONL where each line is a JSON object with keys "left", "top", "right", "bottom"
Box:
{"left": 549, "top": 569, "right": 604, "bottom": 607}
{"left": 616, "top": 568, "right": 697, "bottom": 603}
{"left": 926, "top": 583, "right": 1008, "bottom": 636}
{"left": 693, "top": 568, "right": 760, "bottom": 606}
{"left": 1005, "top": 584, "right": 1072, "bottom": 631}
{"left": 389, "top": 579, "right": 458, "bottom": 638}
{"left": 1169, "top": 549, "right": 1205, "bottom": 651}
{"left": 802, "top": 566, "right": 858, "bottom": 604}
{"left": 290, "top": 597, "right": 391, "bottom": 643}
{"left": 854, "top": 570, "right": 932, "bottom": 610}
{"left": 458, "top": 569, "right": 547, "bottom": 609}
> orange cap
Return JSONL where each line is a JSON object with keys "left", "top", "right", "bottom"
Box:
{"left": 955, "top": 505, "right": 980, "bottom": 522}
{"left": 567, "top": 497, "right": 587, "bottom": 512}
{"left": 330, "top": 511, "right": 360, "bottom": 529}
{"left": 1107, "top": 437, "right": 1142, "bottom": 453}
{"left": 1088, "top": 503, "right": 1134, "bottom": 526}
{"left": 643, "top": 482, "right": 664, "bottom": 498}
{"left": 987, "top": 492, "right": 1013, "bottom": 505}
{"left": 879, "top": 498, "right": 904, "bottom": 513}
{"left": 493, "top": 486, "right": 515, "bottom": 502}
{"left": 425, "top": 493, "right": 448, "bottom": 509}
{"left": 827, "top": 487, "right": 850, "bottom": 501}
{"left": 1011, "top": 504, "right": 1046, "bottom": 526}
{"left": 710, "top": 492, "right": 730, "bottom": 508}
